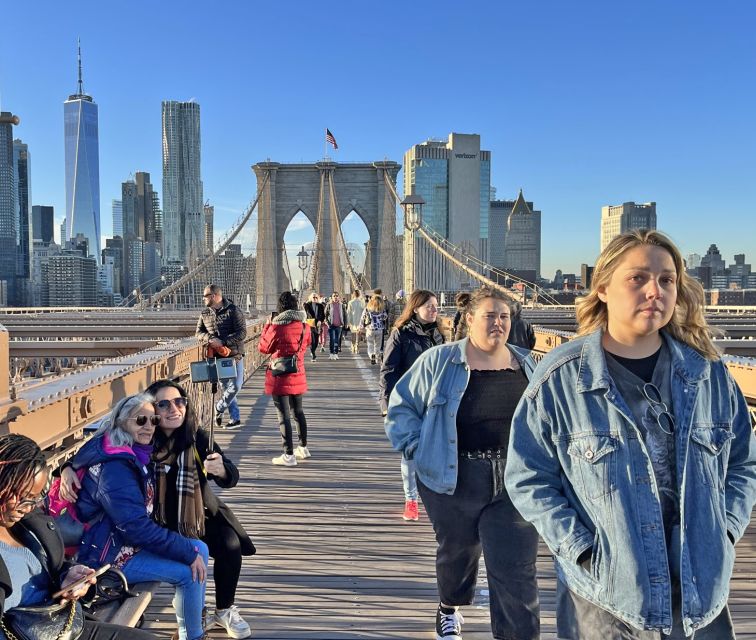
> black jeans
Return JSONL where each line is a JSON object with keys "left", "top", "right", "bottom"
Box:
{"left": 81, "top": 619, "right": 156, "bottom": 639}
{"left": 556, "top": 579, "right": 735, "bottom": 640}
{"left": 309, "top": 327, "right": 319, "bottom": 357}
{"left": 204, "top": 516, "right": 243, "bottom": 610}
{"left": 272, "top": 394, "right": 307, "bottom": 455}
{"left": 418, "top": 458, "right": 540, "bottom": 640}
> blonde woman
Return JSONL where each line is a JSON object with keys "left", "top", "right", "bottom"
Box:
{"left": 360, "top": 295, "right": 388, "bottom": 365}
{"left": 506, "top": 229, "right": 756, "bottom": 639}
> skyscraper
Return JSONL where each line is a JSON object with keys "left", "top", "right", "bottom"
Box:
{"left": 489, "top": 190, "right": 542, "bottom": 280}
{"left": 600, "top": 202, "right": 656, "bottom": 251}
{"left": 13, "top": 139, "right": 32, "bottom": 304}
{"left": 64, "top": 42, "right": 101, "bottom": 264}
{"left": 0, "top": 112, "right": 20, "bottom": 304}
{"left": 32, "top": 206, "right": 55, "bottom": 244}
{"left": 203, "top": 201, "right": 214, "bottom": 256}
{"left": 162, "top": 100, "right": 203, "bottom": 266}
{"left": 112, "top": 199, "right": 122, "bottom": 238}
{"left": 121, "top": 171, "right": 161, "bottom": 296}
{"left": 404, "top": 133, "right": 491, "bottom": 288}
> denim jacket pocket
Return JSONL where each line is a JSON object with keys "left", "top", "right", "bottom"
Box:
{"left": 567, "top": 434, "right": 619, "bottom": 500}
{"left": 690, "top": 426, "right": 734, "bottom": 488}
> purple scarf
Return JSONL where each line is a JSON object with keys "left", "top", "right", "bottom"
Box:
{"left": 132, "top": 443, "right": 154, "bottom": 467}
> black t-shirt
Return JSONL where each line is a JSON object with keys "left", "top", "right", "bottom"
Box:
{"left": 456, "top": 368, "right": 529, "bottom": 453}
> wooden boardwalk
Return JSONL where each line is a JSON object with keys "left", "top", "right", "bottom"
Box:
{"left": 141, "top": 346, "right": 756, "bottom": 639}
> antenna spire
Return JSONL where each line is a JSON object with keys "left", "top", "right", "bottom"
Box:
{"left": 77, "top": 38, "right": 84, "bottom": 95}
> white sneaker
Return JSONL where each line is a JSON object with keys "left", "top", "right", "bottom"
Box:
{"left": 272, "top": 453, "right": 297, "bottom": 466}
{"left": 334, "top": 354, "right": 339, "bottom": 360}
{"left": 214, "top": 605, "right": 251, "bottom": 639}
{"left": 294, "top": 445, "right": 311, "bottom": 459}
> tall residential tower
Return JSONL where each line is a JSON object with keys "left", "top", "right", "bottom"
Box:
{"left": 0, "top": 112, "right": 20, "bottom": 304}
{"left": 64, "top": 42, "right": 101, "bottom": 263}
{"left": 600, "top": 201, "right": 656, "bottom": 251}
{"left": 161, "top": 100, "right": 203, "bottom": 267}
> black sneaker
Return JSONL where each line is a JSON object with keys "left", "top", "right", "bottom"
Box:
{"left": 214, "top": 413, "right": 223, "bottom": 427}
{"left": 224, "top": 420, "right": 241, "bottom": 430}
{"left": 435, "top": 605, "right": 463, "bottom": 640}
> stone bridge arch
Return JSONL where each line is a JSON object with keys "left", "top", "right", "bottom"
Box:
{"left": 253, "top": 160, "right": 400, "bottom": 309}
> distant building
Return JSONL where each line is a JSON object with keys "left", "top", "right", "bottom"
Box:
{"left": 686, "top": 253, "right": 701, "bottom": 269}
{"left": 581, "top": 264, "right": 595, "bottom": 290}
{"left": 204, "top": 202, "right": 214, "bottom": 256}
{"left": 0, "top": 112, "right": 20, "bottom": 304}
{"left": 112, "top": 199, "right": 122, "bottom": 237}
{"left": 42, "top": 249, "right": 98, "bottom": 306}
{"left": 13, "top": 140, "right": 32, "bottom": 304}
{"left": 404, "top": 133, "right": 490, "bottom": 288}
{"left": 488, "top": 190, "right": 541, "bottom": 280}
{"left": 121, "top": 172, "right": 162, "bottom": 297}
{"left": 32, "top": 205, "right": 55, "bottom": 244}
{"left": 102, "top": 237, "right": 124, "bottom": 299}
{"left": 31, "top": 240, "right": 61, "bottom": 306}
{"left": 700, "top": 244, "right": 726, "bottom": 275}
{"left": 162, "top": 100, "right": 203, "bottom": 266}
{"left": 600, "top": 201, "right": 656, "bottom": 251}
{"left": 64, "top": 43, "right": 101, "bottom": 263}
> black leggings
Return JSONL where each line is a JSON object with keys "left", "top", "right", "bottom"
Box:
{"left": 81, "top": 619, "right": 155, "bottom": 639}
{"left": 309, "top": 327, "right": 319, "bottom": 357}
{"left": 204, "top": 516, "right": 243, "bottom": 611}
{"left": 272, "top": 394, "right": 307, "bottom": 455}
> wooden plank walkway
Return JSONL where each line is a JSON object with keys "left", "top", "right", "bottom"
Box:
{"left": 140, "top": 345, "right": 756, "bottom": 639}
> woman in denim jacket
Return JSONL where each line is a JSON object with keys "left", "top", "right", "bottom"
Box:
{"left": 386, "top": 287, "right": 539, "bottom": 640}
{"left": 506, "top": 230, "right": 756, "bottom": 639}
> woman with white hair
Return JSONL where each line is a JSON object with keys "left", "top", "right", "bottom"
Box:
{"left": 70, "top": 393, "right": 210, "bottom": 640}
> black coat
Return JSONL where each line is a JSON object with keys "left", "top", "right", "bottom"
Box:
{"left": 304, "top": 301, "right": 325, "bottom": 325}
{"left": 0, "top": 511, "right": 70, "bottom": 616}
{"left": 195, "top": 298, "right": 247, "bottom": 360}
{"left": 379, "top": 319, "right": 445, "bottom": 412}
{"left": 507, "top": 315, "right": 536, "bottom": 350}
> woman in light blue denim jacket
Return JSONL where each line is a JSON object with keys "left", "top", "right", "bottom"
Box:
{"left": 386, "top": 287, "right": 539, "bottom": 640}
{"left": 506, "top": 230, "right": 756, "bottom": 639}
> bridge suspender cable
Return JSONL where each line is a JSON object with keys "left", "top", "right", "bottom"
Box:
{"left": 327, "top": 171, "right": 361, "bottom": 291}
{"left": 144, "top": 171, "right": 271, "bottom": 309}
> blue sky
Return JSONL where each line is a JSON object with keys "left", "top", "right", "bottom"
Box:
{"left": 1, "top": 0, "right": 754, "bottom": 278}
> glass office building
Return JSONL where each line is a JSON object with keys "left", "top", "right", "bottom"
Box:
{"left": 64, "top": 76, "right": 101, "bottom": 264}
{"left": 0, "top": 113, "right": 19, "bottom": 303}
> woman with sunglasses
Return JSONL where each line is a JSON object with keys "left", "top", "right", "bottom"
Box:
{"left": 506, "top": 230, "right": 756, "bottom": 639}
{"left": 0, "top": 433, "right": 157, "bottom": 639}
{"left": 63, "top": 393, "right": 210, "bottom": 640}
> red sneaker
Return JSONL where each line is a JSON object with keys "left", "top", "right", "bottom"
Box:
{"left": 402, "top": 499, "right": 419, "bottom": 521}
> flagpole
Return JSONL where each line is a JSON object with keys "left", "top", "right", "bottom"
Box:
{"left": 324, "top": 129, "right": 327, "bottom": 160}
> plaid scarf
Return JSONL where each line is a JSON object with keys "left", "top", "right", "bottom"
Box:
{"left": 153, "top": 441, "right": 205, "bottom": 538}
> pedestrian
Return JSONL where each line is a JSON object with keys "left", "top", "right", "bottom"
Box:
{"left": 259, "top": 291, "right": 312, "bottom": 467}
{"left": 452, "top": 292, "right": 470, "bottom": 340}
{"left": 360, "top": 295, "right": 388, "bottom": 365}
{"left": 385, "top": 287, "right": 540, "bottom": 640}
{"left": 347, "top": 290, "right": 366, "bottom": 354}
{"left": 380, "top": 289, "right": 445, "bottom": 522}
{"left": 506, "top": 229, "right": 756, "bottom": 639}
{"left": 304, "top": 292, "right": 325, "bottom": 362}
{"left": 507, "top": 300, "right": 536, "bottom": 349}
{"left": 324, "top": 292, "right": 347, "bottom": 360}
{"left": 318, "top": 295, "right": 329, "bottom": 353}
{"left": 195, "top": 284, "right": 247, "bottom": 429}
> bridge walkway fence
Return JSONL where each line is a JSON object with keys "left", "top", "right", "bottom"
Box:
{"left": 138, "top": 343, "right": 756, "bottom": 639}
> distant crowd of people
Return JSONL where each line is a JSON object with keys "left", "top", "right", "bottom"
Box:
{"left": 2, "top": 230, "right": 755, "bottom": 640}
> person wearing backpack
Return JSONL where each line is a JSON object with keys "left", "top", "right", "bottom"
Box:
{"left": 259, "top": 291, "right": 312, "bottom": 467}
{"left": 361, "top": 295, "right": 388, "bottom": 365}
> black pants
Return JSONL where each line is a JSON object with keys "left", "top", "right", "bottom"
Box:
{"left": 418, "top": 458, "right": 540, "bottom": 640}
{"left": 556, "top": 579, "right": 735, "bottom": 640}
{"left": 204, "top": 516, "right": 243, "bottom": 611}
{"left": 309, "top": 327, "right": 319, "bottom": 357}
{"left": 81, "top": 619, "right": 156, "bottom": 639}
{"left": 272, "top": 394, "right": 307, "bottom": 455}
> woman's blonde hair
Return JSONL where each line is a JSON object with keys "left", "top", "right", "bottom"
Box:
{"left": 367, "top": 296, "right": 385, "bottom": 312}
{"left": 575, "top": 229, "right": 719, "bottom": 359}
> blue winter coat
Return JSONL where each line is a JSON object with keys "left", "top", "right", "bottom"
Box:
{"left": 73, "top": 435, "right": 198, "bottom": 569}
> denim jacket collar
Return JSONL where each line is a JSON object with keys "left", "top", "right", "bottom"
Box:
{"left": 449, "top": 336, "right": 532, "bottom": 373}
{"left": 577, "top": 329, "right": 710, "bottom": 394}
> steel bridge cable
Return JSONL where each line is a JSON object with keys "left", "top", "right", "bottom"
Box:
{"left": 327, "top": 170, "right": 361, "bottom": 290}
{"left": 144, "top": 171, "right": 271, "bottom": 308}
{"left": 307, "top": 170, "right": 327, "bottom": 291}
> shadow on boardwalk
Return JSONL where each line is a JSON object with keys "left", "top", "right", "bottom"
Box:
{"left": 141, "top": 347, "right": 756, "bottom": 639}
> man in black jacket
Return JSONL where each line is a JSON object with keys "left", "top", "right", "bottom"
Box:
{"left": 506, "top": 301, "right": 536, "bottom": 350}
{"left": 196, "top": 284, "right": 247, "bottom": 429}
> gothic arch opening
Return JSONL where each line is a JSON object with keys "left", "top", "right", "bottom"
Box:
{"left": 283, "top": 211, "right": 317, "bottom": 293}
{"left": 340, "top": 208, "right": 371, "bottom": 291}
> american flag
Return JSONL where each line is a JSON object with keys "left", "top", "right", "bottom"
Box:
{"left": 326, "top": 129, "right": 338, "bottom": 149}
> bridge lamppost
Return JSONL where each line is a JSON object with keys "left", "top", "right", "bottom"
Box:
{"left": 297, "top": 246, "right": 311, "bottom": 302}
{"left": 401, "top": 193, "right": 425, "bottom": 295}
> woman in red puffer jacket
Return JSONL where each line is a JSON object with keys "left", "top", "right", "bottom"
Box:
{"left": 259, "top": 291, "right": 312, "bottom": 467}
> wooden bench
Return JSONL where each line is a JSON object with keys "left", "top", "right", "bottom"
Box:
{"left": 88, "top": 580, "right": 161, "bottom": 628}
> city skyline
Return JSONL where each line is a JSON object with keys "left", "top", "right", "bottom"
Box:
{"left": 1, "top": 1, "right": 754, "bottom": 278}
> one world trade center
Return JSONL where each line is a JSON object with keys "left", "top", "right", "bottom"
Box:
{"left": 64, "top": 41, "right": 100, "bottom": 263}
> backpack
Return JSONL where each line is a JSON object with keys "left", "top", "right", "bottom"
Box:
{"left": 47, "top": 468, "right": 88, "bottom": 551}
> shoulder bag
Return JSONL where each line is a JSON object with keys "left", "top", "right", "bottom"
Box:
{"left": 269, "top": 323, "right": 305, "bottom": 377}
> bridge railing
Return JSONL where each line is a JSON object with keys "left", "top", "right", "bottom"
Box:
{"left": 0, "top": 320, "right": 268, "bottom": 468}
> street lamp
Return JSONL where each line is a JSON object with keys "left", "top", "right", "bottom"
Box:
{"left": 400, "top": 193, "right": 425, "bottom": 293}
{"left": 297, "top": 246, "right": 311, "bottom": 296}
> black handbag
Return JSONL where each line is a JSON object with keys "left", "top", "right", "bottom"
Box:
{"left": 269, "top": 323, "right": 306, "bottom": 377}
{"left": 1, "top": 600, "right": 84, "bottom": 640}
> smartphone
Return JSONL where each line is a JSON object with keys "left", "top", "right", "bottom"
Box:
{"left": 52, "top": 563, "right": 112, "bottom": 599}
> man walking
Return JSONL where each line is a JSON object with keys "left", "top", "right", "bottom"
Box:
{"left": 196, "top": 284, "right": 247, "bottom": 429}
{"left": 347, "top": 290, "right": 366, "bottom": 354}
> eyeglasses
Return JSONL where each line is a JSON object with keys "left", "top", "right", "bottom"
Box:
{"left": 155, "top": 397, "right": 188, "bottom": 411}
{"left": 17, "top": 488, "right": 49, "bottom": 510}
{"left": 131, "top": 414, "right": 161, "bottom": 427}
{"left": 642, "top": 383, "right": 675, "bottom": 435}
